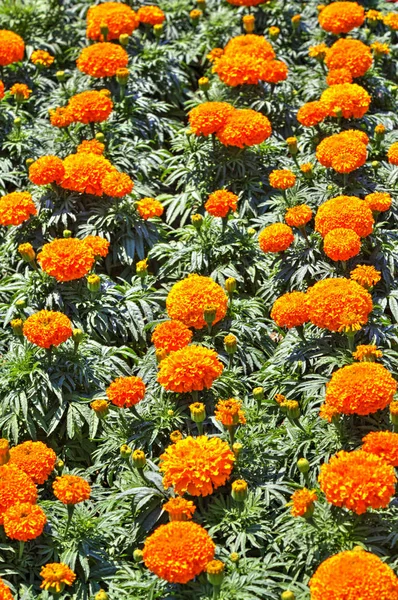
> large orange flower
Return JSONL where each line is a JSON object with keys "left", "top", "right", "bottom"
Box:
{"left": 3, "top": 502, "right": 46, "bottom": 541}
{"left": 216, "top": 108, "right": 272, "bottom": 148}
{"left": 285, "top": 204, "right": 312, "bottom": 227}
{"left": 166, "top": 274, "right": 228, "bottom": 329}
{"left": 136, "top": 197, "right": 164, "bottom": 219}
{"left": 290, "top": 488, "right": 317, "bottom": 517}
{"left": 23, "top": 310, "right": 72, "bottom": 349}
{"left": 222, "top": 35, "right": 275, "bottom": 61}
{"left": 319, "top": 450, "right": 396, "bottom": 514}
{"left": 325, "top": 362, "right": 396, "bottom": 415}
{"left": 143, "top": 521, "right": 215, "bottom": 583}
{"left": 305, "top": 278, "right": 373, "bottom": 332}
{"left": 86, "top": 2, "right": 139, "bottom": 41}
{"left": 29, "top": 155, "right": 65, "bottom": 185}
{"left": 0, "top": 30, "right": 24, "bottom": 66}
{"left": 271, "top": 291, "right": 309, "bottom": 329}
{"left": 77, "top": 42, "right": 128, "bottom": 78}
{"left": 53, "top": 475, "right": 91, "bottom": 505}
{"left": 259, "top": 223, "right": 294, "bottom": 253}
{"left": 205, "top": 189, "right": 238, "bottom": 217}
{"left": 326, "top": 68, "right": 353, "bottom": 86}
{"left": 213, "top": 54, "right": 287, "bottom": 87}
{"left": 77, "top": 139, "right": 105, "bottom": 155}
{"left": 315, "top": 195, "right": 374, "bottom": 238}
{"left": 323, "top": 228, "right": 361, "bottom": 261}
{"left": 40, "top": 563, "right": 76, "bottom": 594}
{"left": 0, "top": 578, "right": 14, "bottom": 600}
{"left": 0, "top": 464, "right": 37, "bottom": 524}
{"left": 318, "top": 1, "right": 364, "bottom": 34}
{"left": 49, "top": 106, "right": 74, "bottom": 128}
{"left": 316, "top": 131, "right": 368, "bottom": 173}
{"left": 325, "top": 38, "right": 372, "bottom": 78}
{"left": 0, "top": 191, "right": 37, "bottom": 226}
{"left": 320, "top": 83, "right": 371, "bottom": 119}
{"left": 297, "top": 101, "right": 328, "bottom": 127}
{"left": 9, "top": 441, "right": 56, "bottom": 484}
{"left": 67, "top": 90, "right": 113, "bottom": 124}
{"left": 188, "top": 102, "right": 235, "bottom": 136}
{"left": 159, "top": 435, "right": 234, "bottom": 496}
{"left": 151, "top": 320, "right": 193, "bottom": 353}
{"left": 60, "top": 153, "right": 115, "bottom": 196}
{"left": 106, "top": 376, "right": 146, "bottom": 407}
{"left": 362, "top": 431, "right": 398, "bottom": 467}
{"left": 37, "top": 238, "right": 95, "bottom": 281}
{"left": 137, "top": 6, "right": 166, "bottom": 25}
{"left": 157, "top": 345, "right": 223, "bottom": 393}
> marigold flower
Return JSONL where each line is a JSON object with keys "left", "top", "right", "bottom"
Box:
{"left": 77, "top": 42, "right": 128, "bottom": 78}
{"left": 383, "top": 13, "right": 398, "bottom": 30}
{"left": 29, "top": 155, "right": 65, "bottom": 185}
{"left": 297, "top": 101, "right": 328, "bottom": 127}
{"left": 0, "top": 464, "right": 37, "bottom": 524}
{"left": 259, "top": 223, "right": 294, "bottom": 253}
{"left": 157, "top": 345, "right": 223, "bottom": 393}
{"left": 0, "top": 80, "right": 4, "bottom": 100}
{"left": 318, "top": 1, "right": 365, "bottom": 34}
{"left": 0, "top": 578, "right": 14, "bottom": 600}
{"left": 309, "top": 43, "right": 328, "bottom": 61}
{"left": 350, "top": 264, "right": 381, "bottom": 288}
{"left": 83, "top": 235, "right": 110, "bottom": 258}
{"left": 137, "top": 5, "right": 165, "bottom": 25}
{"left": 309, "top": 548, "right": 398, "bottom": 600}
{"left": 163, "top": 497, "right": 196, "bottom": 521}
{"left": 323, "top": 228, "right": 361, "bottom": 262}
{"left": 285, "top": 204, "right": 312, "bottom": 228}
{"left": 136, "top": 197, "right": 164, "bottom": 219}
{"left": 77, "top": 139, "right": 105, "bottom": 155}
{"left": 30, "top": 49, "right": 54, "bottom": 67}
{"left": 90, "top": 399, "right": 109, "bottom": 416}
{"left": 67, "top": 90, "right": 113, "bottom": 124}
{"left": 53, "top": 474, "right": 91, "bottom": 505}
{"left": 189, "top": 9, "right": 202, "bottom": 20}
{"left": 3, "top": 502, "right": 46, "bottom": 541}
{"left": 218, "top": 35, "right": 273, "bottom": 64}
{"left": 0, "top": 191, "right": 37, "bottom": 226}
{"left": 102, "top": 171, "right": 134, "bottom": 197}
{"left": 188, "top": 102, "right": 235, "bottom": 136}
{"left": 216, "top": 108, "right": 272, "bottom": 148}
{"left": 353, "top": 344, "right": 382, "bottom": 362}
{"left": 300, "top": 162, "right": 313, "bottom": 175}
{"left": 205, "top": 189, "right": 238, "bottom": 217}
{"left": 40, "top": 563, "right": 76, "bottom": 594}
{"left": 366, "top": 9, "right": 381, "bottom": 22}
{"left": 269, "top": 169, "right": 296, "bottom": 190}
{"left": 315, "top": 195, "right": 373, "bottom": 238}
{"left": 326, "top": 68, "right": 353, "bottom": 86}
{"left": 0, "top": 439, "right": 9, "bottom": 466}
{"left": 170, "top": 430, "right": 183, "bottom": 443}
{"left": 320, "top": 83, "right": 371, "bottom": 119}
{"left": 317, "top": 130, "right": 368, "bottom": 173}
{"left": 325, "top": 38, "right": 372, "bottom": 78}
{"left": 319, "top": 449, "right": 396, "bottom": 514}
{"left": 215, "top": 398, "right": 246, "bottom": 426}
{"left": 364, "top": 192, "right": 391, "bottom": 213}
{"left": 61, "top": 153, "right": 115, "bottom": 196}
{"left": 268, "top": 26, "right": 280, "bottom": 39}
{"left": 23, "top": 310, "right": 73, "bottom": 349}
{"left": 49, "top": 106, "right": 74, "bottom": 128}
{"left": 166, "top": 274, "right": 228, "bottom": 329}
{"left": 306, "top": 278, "right": 373, "bottom": 332}
{"left": 86, "top": 2, "right": 139, "bottom": 41}
{"left": 143, "top": 521, "right": 215, "bottom": 583}
{"left": 290, "top": 488, "right": 317, "bottom": 517}
{"left": 160, "top": 435, "right": 234, "bottom": 496}
{"left": 371, "top": 41, "right": 390, "bottom": 57}
{"left": 271, "top": 291, "right": 309, "bottom": 329}
{"left": 9, "top": 441, "right": 56, "bottom": 484}
{"left": 207, "top": 48, "right": 224, "bottom": 63}
{"left": 9, "top": 83, "right": 31, "bottom": 100}
{"left": 151, "top": 320, "right": 193, "bottom": 353}
{"left": 106, "top": 376, "right": 146, "bottom": 408}
{"left": 362, "top": 431, "right": 398, "bottom": 467}
{"left": 226, "top": 0, "right": 264, "bottom": 5}
{"left": 0, "top": 30, "right": 24, "bottom": 66}
{"left": 213, "top": 54, "right": 287, "bottom": 86}
{"left": 387, "top": 142, "right": 398, "bottom": 165}
{"left": 319, "top": 403, "right": 340, "bottom": 423}
{"left": 37, "top": 238, "right": 95, "bottom": 281}
{"left": 325, "top": 362, "right": 396, "bottom": 415}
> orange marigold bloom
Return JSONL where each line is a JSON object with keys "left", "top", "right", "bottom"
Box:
{"left": 317, "top": 130, "right": 368, "bottom": 173}
{"left": 157, "top": 345, "right": 223, "bottom": 393}
{"left": 0, "top": 191, "right": 37, "bottom": 226}
{"left": 77, "top": 139, "right": 105, "bottom": 155}
{"left": 40, "top": 563, "right": 76, "bottom": 594}
{"left": 143, "top": 521, "right": 215, "bottom": 583}
{"left": 290, "top": 488, "right": 317, "bottom": 517}
{"left": 362, "top": 431, "right": 398, "bottom": 466}
{"left": 320, "top": 83, "right": 371, "bottom": 119}
{"left": 319, "top": 449, "right": 396, "bottom": 514}
{"left": 9, "top": 441, "right": 56, "bottom": 484}
{"left": 315, "top": 195, "right": 374, "bottom": 238}
{"left": 325, "top": 38, "right": 372, "bottom": 78}
{"left": 226, "top": 0, "right": 264, "bottom": 5}
{"left": 31, "top": 49, "right": 54, "bottom": 67}
{"left": 271, "top": 291, "right": 309, "bottom": 329}
{"left": 383, "top": 13, "right": 398, "bottom": 30}
{"left": 308, "top": 43, "right": 328, "bottom": 61}
{"left": 0, "top": 30, "right": 24, "bottom": 66}
{"left": 0, "top": 439, "right": 9, "bottom": 466}
{"left": 151, "top": 320, "right": 193, "bottom": 353}
{"left": 0, "top": 80, "right": 4, "bottom": 100}
{"left": 0, "top": 464, "right": 37, "bottom": 525}
{"left": 205, "top": 189, "right": 238, "bottom": 217}
{"left": 364, "top": 192, "right": 392, "bottom": 212}
{"left": 326, "top": 68, "right": 353, "bottom": 86}
{"left": 106, "top": 376, "right": 146, "bottom": 408}
{"left": 53, "top": 475, "right": 91, "bottom": 505}
{"left": 83, "top": 235, "right": 110, "bottom": 258}
{"left": 319, "top": 403, "right": 340, "bottom": 423}
{"left": 102, "top": 171, "right": 134, "bottom": 197}
{"left": 285, "top": 204, "right": 312, "bottom": 227}
{"left": 258, "top": 223, "right": 294, "bottom": 253}
{"left": 213, "top": 54, "right": 287, "bottom": 87}
{"left": 207, "top": 48, "right": 224, "bottom": 63}
{"left": 29, "top": 155, "right": 65, "bottom": 185}
{"left": 137, "top": 5, "right": 166, "bottom": 25}
{"left": 77, "top": 42, "right": 128, "bottom": 78}
{"left": 325, "top": 362, "right": 396, "bottom": 415}
{"left": 353, "top": 344, "right": 382, "bottom": 361}
{"left": 166, "top": 274, "right": 228, "bottom": 329}
{"left": 67, "top": 90, "right": 113, "bottom": 124}
{"left": 305, "top": 278, "right": 373, "bottom": 332}
{"left": 387, "top": 142, "right": 398, "bottom": 165}
{"left": 49, "top": 106, "right": 74, "bottom": 128}
{"left": 61, "top": 153, "right": 115, "bottom": 196}
{"left": 86, "top": 2, "right": 139, "bottom": 41}
{"left": 10, "top": 83, "right": 31, "bottom": 100}
{"left": 23, "top": 310, "right": 73, "bottom": 349}
{"left": 37, "top": 238, "right": 95, "bottom": 281}
{"left": 260, "top": 59, "right": 288, "bottom": 84}
{"left": 309, "top": 548, "right": 398, "bottom": 600}
{"left": 350, "top": 264, "right": 381, "bottom": 288}
{"left": 216, "top": 108, "right": 272, "bottom": 148}
{"left": 163, "top": 497, "right": 196, "bottom": 521}
{"left": 136, "top": 197, "right": 164, "bottom": 219}
{"left": 297, "top": 101, "right": 328, "bottom": 127}
{"left": 269, "top": 169, "right": 296, "bottom": 190}
{"left": 371, "top": 41, "right": 390, "bottom": 56}
{"left": 188, "top": 102, "right": 235, "bottom": 136}
{"left": 214, "top": 398, "right": 246, "bottom": 426}
{"left": 160, "top": 435, "right": 234, "bottom": 496}
{"left": 323, "top": 227, "right": 361, "bottom": 261}
{"left": 222, "top": 34, "right": 275, "bottom": 61}
{"left": 0, "top": 578, "right": 14, "bottom": 600}
{"left": 3, "top": 502, "right": 46, "bottom": 541}
{"left": 318, "top": 1, "right": 365, "bottom": 34}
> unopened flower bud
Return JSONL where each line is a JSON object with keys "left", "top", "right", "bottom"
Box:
{"left": 372, "top": 160, "right": 380, "bottom": 169}
{"left": 224, "top": 333, "right": 237, "bottom": 355}
{"left": 116, "top": 67, "right": 129, "bottom": 86}
{"left": 90, "top": 399, "right": 109, "bottom": 419}
{"left": 136, "top": 258, "right": 148, "bottom": 277}
{"left": 189, "top": 9, "right": 202, "bottom": 24}
{"left": 292, "top": 14, "right": 301, "bottom": 29}
{"left": 281, "top": 592, "right": 295, "bottom": 600}
{"left": 18, "top": 242, "right": 35, "bottom": 262}
{"left": 100, "top": 22, "right": 109, "bottom": 40}
{"left": 204, "top": 305, "right": 216, "bottom": 327}
{"left": 333, "top": 107, "right": 342, "bottom": 119}
{"left": 15, "top": 298, "right": 26, "bottom": 309}
{"left": 206, "top": 560, "right": 225, "bottom": 586}
{"left": 247, "top": 227, "right": 256, "bottom": 236}
{"left": 95, "top": 132, "right": 105, "bottom": 143}
{"left": 281, "top": 400, "right": 300, "bottom": 419}
{"left": 229, "top": 552, "right": 239, "bottom": 563}
{"left": 286, "top": 136, "right": 298, "bottom": 155}
{"left": 11, "top": 319, "right": 23, "bottom": 336}
{"left": 133, "top": 548, "right": 143, "bottom": 562}
{"left": 56, "top": 459, "right": 64, "bottom": 472}
{"left": 56, "top": 70, "right": 66, "bottom": 82}
{"left": 231, "top": 479, "right": 248, "bottom": 502}
{"left": 153, "top": 24, "right": 163, "bottom": 38}
{"left": 390, "top": 402, "right": 398, "bottom": 425}
{"left": 72, "top": 328, "right": 84, "bottom": 344}
{"left": 132, "top": 449, "right": 146, "bottom": 468}
{"left": 375, "top": 124, "right": 386, "bottom": 139}
{"left": 156, "top": 348, "right": 168, "bottom": 363}
{"left": 198, "top": 77, "right": 210, "bottom": 92}
{"left": 242, "top": 14, "right": 255, "bottom": 33}
{"left": 119, "top": 33, "right": 130, "bottom": 46}
{"left": 14, "top": 117, "right": 21, "bottom": 127}
{"left": 87, "top": 274, "right": 101, "bottom": 293}
{"left": 196, "top": 0, "right": 206, "bottom": 10}
{"left": 297, "top": 458, "right": 310, "bottom": 474}
{"left": 225, "top": 277, "right": 236, "bottom": 294}
{"left": 269, "top": 26, "right": 280, "bottom": 41}
{"left": 253, "top": 387, "right": 264, "bottom": 402}
{"left": 167, "top": 409, "right": 174, "bottom": 416}
{"left": 95, "top": 590, "right": 109, "bottom": 600}
{"left": 63, "top": 229, "right": 72, "bottom": 238}
{"left": 300, "top": 163, "right": 313, "bottom": 178}
{"left": 170, "top": 430, "right": 183, "bottom": 443}
{"left": 191, "top": 213, "right": 203, "bottom": 229}
{"left": 190, "top": 402, "right": 206, "bottom": 423}
{"left": 120, "top": 444, "right": 132, "bottom": 459}
{"left": 26, "top": 157, "right": 34, "bottom": 167}
{"left": 0, "top": 439, "right": 10, "bottom": 466}
{"left": 232, "top": 442, "right": 243, "bottom": 458}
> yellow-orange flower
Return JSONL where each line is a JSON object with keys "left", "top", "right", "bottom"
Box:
{"left": 325, "top": 38, "right": 372, "bottom": 78}
{"left": 362, "top": 431, "right": 398, "bottom": 466}
{"left": 188, "top": 102, "right": 235, "bottom": 136}
{"left": 0, "top": 80, "right": 4, "bottom": 100}
{"left": 23, "top": 310, "right": 73, "bottom": 348}
{"left": 319, "top": 403, "right": 340, "bottom": 423}
{"left": 0, "top": 439, "right": 9, "bottom": 466}
{"left": 9, "top": 441, "right": 56, "bottom": 484}
{"left": 364, "top": 192, "right": 392, "bottom": 212}
{"left": 157, "top": 345, "right": 223, "bottom": 393}
{"left": 37, "top": 238, "right": 95, "bottom": 281}
{"left": 326, "top": 68, "right": 353, "bottom": 86}
{"left": 61, "top": 153, "right": 115, "bottom": 196}
{"left": 271, "top": 291, "right": 309, "bottom": 329}
{"left": 325, "top": 362, "right": 396, "bottom": 415}
{"left": 350, "top": 264, "right": 381, "bottom": 288}
{"left": 320, "top": 83, "right": 371, "bottom": 119}
{"left": 213, "top": 54, "right": 287, "bottom": 86}
{"left": 269, "top": 169, "right": 296, "bottom": 190}
{"left": 137, "top": 6, "right": 166, "bottom": 25}
{"left": 136, "top": 197, "right": 164, "bottom": 219}
{"left": 0, "top": 464, "right": 37, "bottom": 524}
{"left": 106, "top": 376, "right": 146, "bottom": 408}
{"left": 319, "top": 449, "right": 396, "bottom": 514}
{"left": 309, "top": 548, "right": 398, "bottom": 600}
{"left": 83, "top": 235, "right": 110, "bottom": 258}
{"left": 352, "top": 344, "right": 383, "bottom": 361}
{"left": 0, "top": 577, "right": 14, "bottom": 600}
{"left": 53, "top": 475, "right": 91, "bottom": 505}
{"left": 163, "top": 497, "right": 196, "bottom": 521}
{"left": 205, "top": 189, "right": 238, "bottom": 217}
{"left": 0, "top": 191, "right": 37, "bottom": 226}
{"left": 77, "top": 42, "right": 128, "bottom": 78}
{"left": 387, "top": 141, "right": 398, "bottom": 165}
{"left": 316, "top": 130, "right": 368, "bottom": 173}
{"left": 215, "top": 398, "right": 246, "bottom": 426}
{"left": 297, "top": 101, "right": 328, "bottom": 127}
{"left": 222, "top": 34, "right": 275, "bottom": 61}
{"left": 318, "top": 1, "right": 364, "bottom": 34}
{"left": 3, "top": 502, "right": 46, "bottom": 541}
{"left": 285, "top": 204, "right": 312, "bottom": 227}
{"left": 40, "top": 563, "right": 76, "bottom": 594}
{"left": 0, "top": 30, "right": 24, "bottom": 66}
{"left": 29, "top": 155, "right": 65, "bottom": 185}
{"left": 290, "top": 488, "right": 317, "bottom": 517}
{"left": 151, "top": 320, "right": 193, "bottom": 353}
{"left": 309, "top": 43, "right": 328, "bottom": 61}
{"left": 10, "top": 83, "right": 32, "bottom": 100}
{"left": 315, "top": 195, "right": 374, "bottom": 238}
{"left": 159, "top": 435, "right": 234, "bottom": 496}
{"left": 67, "top": 90, "right": 113, "bottom": 124}
{"left": 259, "top": 223, "right": 294, "bottom": 253}
{"left": 102, "top": 171, "right": 134, "bottom": 197}
{"left": 207, "top": 48, "right": 224, "bottom": 63}
{"left": 371, "top": 41, "right": 390, "bottom": 56}
{"left": 49, "top": 106, "right": 74, "bottom": 128}
{"left": 143, "top": 521, "right": 215, "bottom": 583}
{"left": 30, "top": 49, "right": 54, "bottom": 67}
{"left": 86, "top": 2, "right": 139, "bottom": 41}
{"left": 166, "top": 274, "right": 228, "bottom": 329}
{"left": 216, "top": 108, "right": 272, "bottom": 148}
{"left": 77, "top": 139, "right": 105, "bottom": 155}
{"left": 383, "top": 13, "right": 398, "bottom": 30}
{"left": 323, "top": 228, "right": 361, "bottom": 261}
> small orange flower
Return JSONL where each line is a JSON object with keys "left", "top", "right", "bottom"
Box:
{"left": 136, "top": 197, "right": 164, "bottom": 219}
{"left": 383, "top": 13, "right": 398, "bottom": 30}
{"left": 350, "top": 264, "right": 381, "bottom": 288}
{"left": 137, "top": 5, "right": 166, "bottom": 25}
{"left": 207, "top": 48, "right": 224, "bottom": 63}
{"left": 325, "top": 38, "right": 373, "bottom": 78}
{"left": 362, "top": 431, "right": 398, "bottom": 466}
{"left": 289, "top": 488, "right": 317, "bottom": 517}
{"left": 106, "top": 376, "right": 146, "bottom": 408}
{"left": 157, "top": 345, "right": 223, "bottom": 393}
{"left": 9, "top": 83, "right": 31, "bottom": 100}
{"left": 0, "top": 191, "right": 37, "bottom": 226}
{"left": 0, "top": 80, "right": 4, "bottom": 100}
{"left": 285, "top": 204, "right": 312, "bottom": 228}
{"left": 371, "top": 41, "right": 390, "bottom": 57}
{"left": 0, "top": 464, "right": 38, "bottom": 524}
{"left": 77, "top": 139, "right": 105, "bottom": 155}
{"left": 37, "top": 238, "right": 95, "bottom": 282}
{"left": 387, "top": 141, "right": 398, "bottom": 165}
{"left": 352, "top": 344, "right": 382, "bottom": 362}
{"left": 205, "top": 189, "right": 238, "bottom": 217}
{"left": 29, "top": 155, "right": 65, "bottom": 185}
{"left": 23, "top": 310, "right": 73, "bottom": 348}
{"left": 188, "top": 102, "right": 235, "bottom": 136}
{"left": 30, "top": 49, "right": 54, "bottom": 67}
{"left": 151, "top": 320, "right": 193, "bottom": 353}
{"left": 53, "top": 475, "right": 91, "bottom": 505}
{"left": 309, "top": 43, "right": 328, "bottom": 61}
{"left": 216, "top": 108, "right": 272, "bottom": 148}
{"left": 163, "top": 497, "right": 196, "bottom": 521}
{"left": 319, "top": 403, "right": 340, "bottom": 423}
{"left": 102, "top": 171, "right": 134, "bottom": 197}
{"left": 364, "top": 192, "right": 392, "bottom": 212}
{"left": 3, "top": 502, "right": 46, "bottom": 541}
{"left": 318, "top": 1, "right": 365, "bottom": 34}
{"left": 83, "top": 235, "right": 110, "bottom": 258}
{"left": 323, "top": 228, "right": 361, "bottom": 261}
{"left": 86, "top": 2, "right": 139, "bottom": 41}
{"left": 315, "top": 195, "right": 374, "bottom": 238}
{"left": 9, "top": 441, "right": 56, "bottom": 484}
{"left": 258, "top": 223, "right": 294, "bottom": 253}
{"left": 170, "top": 430, "right": 183, "bottom": 443}
{"left": 271, "top": 291, "right": 309, "bottom": 329}
{"left": 0, "top": 30, "right": 25, "bottom": 66}
{"left": 269, "top": 169, "right": 296, "bottom": 190}
{"left": 61, "top": 152, "right": 115, "bottom": 196}
{"left": 215, "top": 398, "right": 246, "bottom": 426}
{"left": 49, "top": 106, "right": 74, "bottom": 128}
{"left": 40, "top": 563, "right": 76, "bottom": 594}
{"left": 77, "top": 42, "right": 128, "bottom": 78}
{"left": 297, "top": 101, "right": 328, "bottom": 127}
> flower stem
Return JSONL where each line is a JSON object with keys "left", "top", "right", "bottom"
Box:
{"left": 64, "top": 504, "right": 75, "bottom": 538}
{"left": 18, "top": 541, "right": 24, "bottom": 561}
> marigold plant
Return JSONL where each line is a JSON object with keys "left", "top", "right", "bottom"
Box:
{"left": 30, "top": 49, "right": 54, "bottom": 67}
{"left": 67, "top": 90, "right": 113, "bottom": 124}
{"left": 387, "top": 142, "right": 398, "bottom": 165}
{"left": 323, "top": 228, "right": 361, "bottom": 262}
{"left": 315, "top": 195, "right": 374, "bottom": 238}
{"left": 325, "top": 38, "right": 373, "bottom": 78}
{"left": 188, "top": 102, "right": 235, "bottom": 136}
{"left": 60, "top": 153, "right": 115, "bottom": 196}
{"left": 216, "top": 108, "right": 272, "bottom": 148}
{"left": 52, "top": 475, "right": 91, "bottom": 505}
{"left": 151, "top": 320, "right": 193, "bottom": 353}
{"left": 215, "top": 398, "right": 246, "bottom": 426}
{"left": 318, "top": 1, "right": 365, "bottom": 34}
{"left": 364, "top": 192, "right": 392, "bottom": 212}
{"left": 29, "top": 155, "right": 65, "bottom": 185}
{"left": 350, "top": 264, "right": 381, "bottom": 288}
{"left": 269, "top": 169, "right": 296, "bottom": 190}
{"left": 362, "top": 431, "right": 398, "bottom": 466}
{"left": 205, "top": 189, "right": 238, "bottom": 217}
{"left": 77, "top": 42, "right": 128, "bottom": 78}
{"left": 259, "top": 223, "right": 294, "bottom": 253}
{"left": 316, "top": 131, "right": 368, "bottom": 173}
{"left": 352, "top": 344, "right": 382, "bottom": 362}
{"left": 40, "top": 563, "right": 76, "bottom": 594}
{"left": 9, "top": 441, "right": 56, "bottom": 484}
{"left": 297, "top": 101, "right": 328, "bottom": 127}
{"left": 137, "top": 6, "right": 166, "bottom": 25}
{"left": 102, "top": 171, "right": 134, "bottom": 197}
{"left": 157, "top": 345, "right": 223, "bottom": 393}
{"left": 136, "top": 197, "right": 164, "bottom": 219}
{"left": 77, "top": 139, "right": 105, "bottom": 155}
{"left": 326, "top": 68, "right": 353, "bottom": 86}
{"left": 163, "top": 497, "right": 196, "bottom": 521}
{"left": 271, "top": 291, "right": 308, "bottom": 329}
{"left": 3, "top": 502, "right": 47, "bottom": 541}
{"left": 83, "top": 235, "right": 110, "bottom": 258}
{"left": 285, "top": 204, "right": 312, "bottom": 228}
{"left": 320, "top": 83, "right": 371, "bottom": 119}
{"left": 290, "top": 488, "right": 317, "bottom": 517}
{"left": 86, "top": 2, "right": 139, "bottom": 40}
{"left": 106, "top": 376, "right": 146, "bottom": 407}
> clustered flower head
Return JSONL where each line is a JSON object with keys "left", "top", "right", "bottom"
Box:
{"left": 318, "top": 1, "right": 365, "bottom": 34}
{"left": 10, "top": 83, "right": 32, "bottom": 100}
{"left": 40, "top": 563, "right": 76, "bottom": 594}
{"left": 0, "top": 191, "right": 37, "bottom": 226}
{"left": 86, "top": 2, "right": 139, "bottom": 41}
{"left": 102, "top": 171, "right": 134, "bottom": 197}
{"left": 323, "top": 228, "right": 361, "bottom": 261}
{"left": 137, "top": 6, "right": 166, "bottom": 25}
{"left": 77, "top": 139, "right": 105, "bottom": 155}
{"left": 0, "top": 464, "right": 38, "bottom": 524}
{"left": 151, "top": 320, "right": 193, "bottom": 353}
{"left": 326, "top": 68, "right": 353, "bottom": 86}
{"left": 365, "top": 192, "right": 392, "bottom": 212}
{"left": 9, "top": 441, "right": 56, "bottom": 484}
{"left": 352, "top": 344, "right": 382, "bottom": 362}
{"left": 136, "top": 197, "right": 164, "bottom": 219}
{"left": 106, "top": 376, "right": 146, "bottom": 407}
{"left": 271, "top": 291, "right": 309, "bottom": 329}
{"left": 214, "top": 398, "right": 246, "bottom": 426}
{"left": 3, "top": 502, "right": 47, "bottom": 541}
{"left": 289, "top": 488, "right": 317, "bottom": 517}
{"left": 83, "top": 235, "right": 110, "bottom": 258}
{"left": 297, "top": 101, "right": 328, "bottom": 127}
{"left": 350, "top": 264, "right": 381, "bottom": 288}
{"left": 0, "top": 30, "right": 25, "bottom": 66}
{"left": 285, "top": 204, "right": 312, "bottom": 228}
{"left": 320, "top": 83, "right": 371, "bottom": 119}
{"left": 23, "top": 310, "right": 73, "bottom": 349}
{"left": 316, "top": 131, "right": 369, "bottom": 173}
{"left": 325, "top": 39, "right": 373, "bottom": 78}
{"left": 383, "top": 13, "right": 398, "bottom": 30}
{"left": 52, "top": 474, "right": 91, "bottom": 505}
{"left": 163, "top": 497, "right": 196, "bottom": 521}
{"left": 362, "top": 431, "right": 398, "bottom": 466}
{"left": 60, "top": 152, "right": 132, "bottom": 197}
{"left": 37, "top": 238, "right": 96, "bottom": 281}
{"left": 269, "top": 169, "right": 296, "bottom": 190}
{"left": 29, "top": 155, "right": 65, "bottom": 185}
{"left": 0, "top": 577, "right": 14, "bottom": 600}
{"left": 30, "top": 49, "right": 54, "bottom": 67}
{"left": 258, "top": 223, "right": 294, "bottom": 253}
{"left": 77, "top": 42, "right": 128, "bottom": 77}
{"left": 205, "top": 189, "right": 238, "bottom": 217}
{"left": 157, "top": 345, "right": 223, "bottom": 393}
